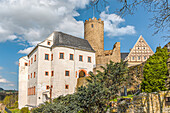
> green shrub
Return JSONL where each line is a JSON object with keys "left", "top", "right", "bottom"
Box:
{"left": 21, "top": 107, "right": 29, "bottom": 113}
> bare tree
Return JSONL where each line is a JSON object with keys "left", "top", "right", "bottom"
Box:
{"left": 89, "top": 0, "right": 170, "bottom": 39}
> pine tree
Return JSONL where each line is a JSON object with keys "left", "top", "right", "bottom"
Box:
{"left": 141, "top": 47, "right": 169, "bottom": 93}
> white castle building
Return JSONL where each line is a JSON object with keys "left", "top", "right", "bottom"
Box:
{"left": 18, "top": 31, "right": 95, "bottom": 109}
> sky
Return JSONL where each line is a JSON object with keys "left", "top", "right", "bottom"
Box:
{"left": 0, "top": 0, "right": 169, "bottom": 90}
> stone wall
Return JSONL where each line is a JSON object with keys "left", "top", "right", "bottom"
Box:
{"left": 84, "top": 18, "right": 121, "bottom": 73}
{"left": 126, "top": 91, "right": 170, "bottom": 113}
{"left": 0, "top": 103, "right": 5, "bottom": 112}
{"left": 95, "top": 42, "right": 121, "bottom": 72}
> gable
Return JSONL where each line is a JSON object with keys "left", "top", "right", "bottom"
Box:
{"left": 125, "top": 35, "right": 154, "bottom": 62}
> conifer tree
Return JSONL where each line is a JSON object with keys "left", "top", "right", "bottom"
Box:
{"left": 141, "top": 47, "right": 169, "bottom": 93}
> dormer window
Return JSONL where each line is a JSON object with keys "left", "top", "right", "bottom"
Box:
{"left": 47, "top": 41, "right": 50, "bottom": 45}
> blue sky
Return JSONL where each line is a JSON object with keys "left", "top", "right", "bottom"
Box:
{"left": 0, "top": 0, "right": 169, "bottom": 90}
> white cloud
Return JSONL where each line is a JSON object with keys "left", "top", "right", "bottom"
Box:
{"left": 0, "top": 67, "right": 3, "bottom": 70}
{"left": 0, "top": 76, "right": 9, "bottom": 83}
{"left": 0, "top": 0, "right": 90, "bottom": 44}
{"left": 100, "top": 11, "right": 136, "bottom": 37}
{"left": 18, "top": 47, "right": 34, "bottom": 54}
{"left": 4, "top": 83, "right": 15, "bottom": 87}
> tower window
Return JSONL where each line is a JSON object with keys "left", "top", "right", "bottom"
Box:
{"left": 91, "top": 24, "right": 94, "bottom": 28}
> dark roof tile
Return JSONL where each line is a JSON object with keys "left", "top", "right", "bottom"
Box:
{"left": 52, "top": 31, "right": 95, "bottom": 52}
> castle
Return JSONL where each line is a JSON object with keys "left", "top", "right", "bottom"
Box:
{"left": 84, "top": 18, "right": 121, "bottom": 72}
{"left": 18, "top": 18, "right": 153, "bottom": 109}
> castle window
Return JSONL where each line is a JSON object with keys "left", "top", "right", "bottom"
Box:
{"left": 51, "top": 85, "right": 53, "bottom": 88}
{"left": 88, "top": 56, "right": 91, "bottom": 63}
{"left": 25, "top": 63, "right": 28, "bottom": 66}
{"left": 31, "top": 58, "right": 33, "bottom": 64}
{"left": 34, "top": 86, "right": 35, "bottom": 95}
{"left": 51, "top": 71, "right": 54, "bottom": 76}
{"left": 69, "top": 54, "right": 74, "bottom": 60}
{"left": 29, "top": 60, "right": 30, "bottom": 66}
{"left": 91, "top": 24, "right": 94, "bottom": 28}
{"left": 34, "top": 55, "right": 36, "bottom": 62}
{"left": 31, "top": 73, "right": 32, "bottom": 78}
{"left": 51, "top": 54, "right": 53, "bottom": 61}
{"left": 65, "top": 70, "right": 70, "bottom": 76}
{"left": 46, "top": 85, "right": 49, "bottom": 89}
{"left": 47, "top": 41, "right": 50, "bottom": 45}
{"left": 34, "top": 72, "right": 35, "bottom": 78}
{"left": 65, "top": 85, "right": 69, "bottom": 89}
{"left": 45, "top": 54, "right": 49, "bottom": 60}
{"left": 45, "top": 71, "right": 49, "bottom": 76}
{"left": 59, "top": 52, "right": 64, "bottom": 59}
{"left": 79, "top": 55, "right": 83, "bottom": 61}
{"left": 28, "top": 75, "right": 30, "bottom": 80}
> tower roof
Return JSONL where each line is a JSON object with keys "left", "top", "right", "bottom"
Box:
{"left": 52, "top": 31, "right": 95, "bottom": 52}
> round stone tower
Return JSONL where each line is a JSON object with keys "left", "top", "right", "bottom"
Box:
{"left": 84, "top": 18, "right": 104, "bottom": 56}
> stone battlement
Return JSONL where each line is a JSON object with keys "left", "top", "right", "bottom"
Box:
{"left": 85, "top": 18, "right": 104, "bottom": 24}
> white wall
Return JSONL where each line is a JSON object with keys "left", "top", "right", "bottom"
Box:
{"left": 37, "top": 46, "right": 52, "bottom": 105}
{"left": 27, "top": 48, "right": 38, "bottom": 106}
{"left": 51, "top": 47, "right": 95, "bottom": 98}
{"left": 18, "top": 56, "right": 28, "bottom": 109}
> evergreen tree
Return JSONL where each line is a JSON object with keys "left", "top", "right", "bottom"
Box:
{"left": 32, "top": 60, "right": 128, "bottom": 113}
{"left": 141, "top": 47, "right": 169, "bottom": 93}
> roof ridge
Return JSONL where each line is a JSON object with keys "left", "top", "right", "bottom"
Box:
{"left": 54, "top": 31, "right": 86, "bottom": 41}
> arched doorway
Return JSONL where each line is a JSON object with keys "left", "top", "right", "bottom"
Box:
{"left": 79, "top": 69, "right": 87, "bottom": 78}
